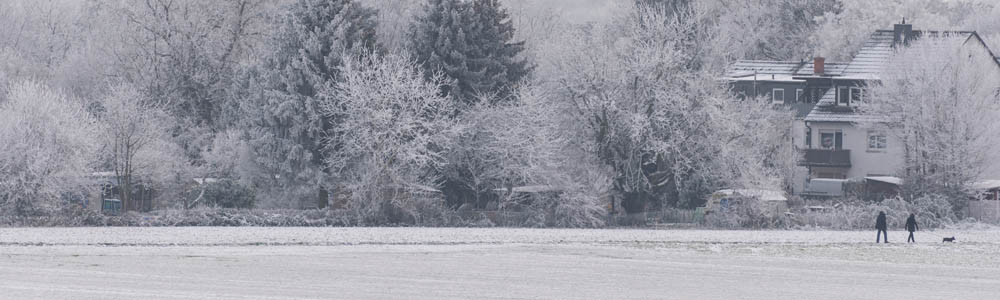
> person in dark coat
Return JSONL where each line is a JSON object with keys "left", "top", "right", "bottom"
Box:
{"left": 906, "top": 213, "right": 919, "bottom": 243}
{"left": 875, "top": 211, "right": 888, "bottom": 243}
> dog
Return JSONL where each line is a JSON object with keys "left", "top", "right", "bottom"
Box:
{"left": 942, "top": 236, "right": 956, "bottom": 243}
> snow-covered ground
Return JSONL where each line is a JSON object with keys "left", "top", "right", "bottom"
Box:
{"left": 2, "top": 228, "right": 1000, "bottom": 299}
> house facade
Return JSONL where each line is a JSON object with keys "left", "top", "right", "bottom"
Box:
{"left": 726, "top": 21, "right": 1000, "bottom": 195}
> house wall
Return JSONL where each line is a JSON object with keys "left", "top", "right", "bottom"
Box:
{"left": 805, "top": 121, "right": 904, "bottom": 179}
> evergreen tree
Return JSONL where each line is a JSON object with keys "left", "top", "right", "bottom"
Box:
{"left": 410, "top": 0, "right": 530, "bottom": 105}
{"left": 236, "top": 0, "right": 378, "bottom": 208}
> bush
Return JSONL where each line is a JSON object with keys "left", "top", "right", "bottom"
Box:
{"left": 910, "top": 194, "right": 957, "bottom": 229}
{"left": 793, "top": 195, "right": 958, "bottom": 230}
{"left": 703, "top": 196, "right": 786, "bottom": 229}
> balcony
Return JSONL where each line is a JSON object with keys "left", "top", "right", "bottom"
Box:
{"left": 798, "top": 149, "right": 851, "bottom": 168}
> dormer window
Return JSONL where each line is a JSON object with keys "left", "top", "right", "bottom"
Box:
{"left": 772, "top": 88, "right": 784, "bottom": 104}
{"left": 850, "top": 87, "right": 863, "bottom": 103}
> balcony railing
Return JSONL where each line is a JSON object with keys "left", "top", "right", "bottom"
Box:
{"left": 798, "top": 149, "right": 851, "bottom": 168}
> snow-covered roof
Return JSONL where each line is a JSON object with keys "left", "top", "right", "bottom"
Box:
{"left": 724, "top": 60, "right": 848, "bottom": 81}
{"left": 713, "top": 189, "right": 786, "bottom": 202}
{"left": 840, "top": 30, "right": 977, "bottom": 79}
{"left": 725, "top": 73, "right": 805, "bottom": 83}
{"left": 840, "top": 30, "right": 896, "bottom": 78}
{"left": 814, "top": 30, "right": 981, "bottom": 82}
{"left": 866, "top": 176, "right": 903, "bottom": 185}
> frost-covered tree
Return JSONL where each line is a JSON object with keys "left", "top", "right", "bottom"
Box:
{"left": 450, "top": 85, "right": 610, "bottom": 226}
{"left": 409, "top": 0, "right": 530, "bottom": 105}
{"left": 864, "top": 36, "right": 1000, "bottom": 208}
{"left": 97, "top": 0, "right": 273, "bottom": 163}
{"left": 812, "top": 0, "right": 960, "bottom": 60}
{"left": 713, "top": 0, "right": 839, "bottom": 61}
{"left": 236, "top": 0, "right": 378, "bottom": 208}
{"left": 0, "top": 81, "right": 99, "bottom": 216}
{"left": 98, "top": 83, "right": 175, "bottom": 212}
{"left": 320, "top": 52, "right": 455, "bottom": 223}
{"left": 542, "top": 4, "right": 797, "bottom": 211}
{"left": 0, "top": 1, "right": 89, "bottom": 96}
{"left": 359, "top": 0, "right": 419, "bottom": 52}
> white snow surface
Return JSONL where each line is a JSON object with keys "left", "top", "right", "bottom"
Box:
{"left": 2, "top": 227, "right": 1000, "bottom": 299}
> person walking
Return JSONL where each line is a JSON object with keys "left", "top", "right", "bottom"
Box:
{"left": 906, "top": 213, "right": 919, "bottom": 243}
{"left": 876, "top": 211, "right": 888, "bottom": 243}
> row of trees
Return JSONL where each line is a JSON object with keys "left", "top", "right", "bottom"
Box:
{"left": 3, "top": 0, "right": 1000, "bottom": 225}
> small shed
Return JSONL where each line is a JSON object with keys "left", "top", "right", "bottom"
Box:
{"left": 865, "top": 176, "right": 903, "bottom": 201}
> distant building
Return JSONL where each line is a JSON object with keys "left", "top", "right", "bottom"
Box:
{"left": 725, "top": 21, "right": 1000, "bottom": 196}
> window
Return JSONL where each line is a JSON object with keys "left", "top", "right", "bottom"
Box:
{"left": 820, "top": 130, "right": 843, "bottom": 149}
{"left": 796, "top": 89, "right": 804, "bottom": 103}
{"left": 837, "top": 87, "right": 849, "bottom": 106}
{"left": 850, "top": 87, "right": 863, "bottom": 103}
{"left": 868, "top": 131, "right": 887, "bottom": 151}
{"left": 772, "top": 88, "right": 785, "bottom": 104}
{"left": 805, "top": 127, "right": 812, "bottom": 148}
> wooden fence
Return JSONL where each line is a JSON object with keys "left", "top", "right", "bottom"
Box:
{"left": 966, "top": 200, "right": 1000, "bottom": 224}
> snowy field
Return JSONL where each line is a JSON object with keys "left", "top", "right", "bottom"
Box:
{"left": 2, "top": 228, "right": 1000, "bottom": 299}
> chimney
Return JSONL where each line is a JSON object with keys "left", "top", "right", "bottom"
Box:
{"left": 813, "top": 57, "right": 825, "bottom": 75}
{"left": 893, "top": 18, "right": 913, "bottom": 48}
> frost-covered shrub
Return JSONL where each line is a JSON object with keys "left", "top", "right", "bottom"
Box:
{"left": 549, "top": 191, "right": 606, "bottom": 228}
{"left": 910, "top": 194, "right": 957, "bottom": 228}
{"left": 794, "top": 196, "right": 959, "bottom": 230}
{"left": 0, "top": 207, "right": 359, "bottom": 227}
{"left": 0, "top": 81, "right": 99, "bottom": 216}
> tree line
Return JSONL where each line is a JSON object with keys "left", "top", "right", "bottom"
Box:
{"left": 2, "top": 0, "right": 999, "bottom": 226}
